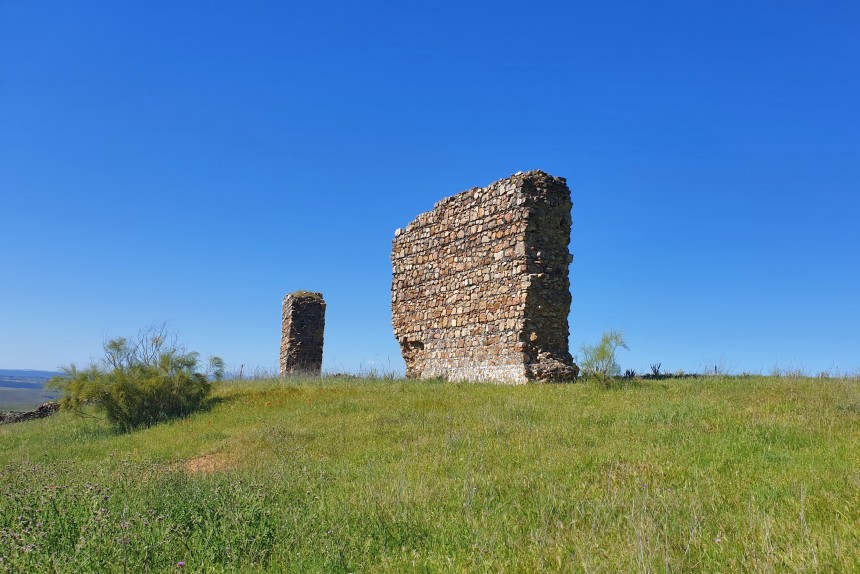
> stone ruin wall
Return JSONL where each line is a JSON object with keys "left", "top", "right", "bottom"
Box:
{"left": 391, "top": 170, "right": 578, "bottom": 384}
{"left": 0, "top": 402, "right": 59, "bottom": 425}
{"left": 280, "top": 291, "right": 326, "bottom": 376}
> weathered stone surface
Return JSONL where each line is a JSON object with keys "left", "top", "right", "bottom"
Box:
{"left": 391, "top": 170, "right": 579, "bottom": 384}
{"left": 0, "top": 402, "right": 59, "bottom": 424}
{"left": 280, "top": 291, "right": 326, "bottom": 376}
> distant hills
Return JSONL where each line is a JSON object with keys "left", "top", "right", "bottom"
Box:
{"left": 0, "top": 370, "right": 60, "bottom": 389}
{"left": 0, "top": 369, "right": 61, "bottom": 380}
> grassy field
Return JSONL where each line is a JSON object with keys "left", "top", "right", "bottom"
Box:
{"left": 1, "top": 376, "right": 858, "bottom": 573}
{"left": 0, "top": 387, "right": 56, "bottom": 412}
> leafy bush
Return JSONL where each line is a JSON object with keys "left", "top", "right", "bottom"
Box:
{"left": 50, "top": 326, "right": 222, "bottom": 432}
{"left": 580, "top": 330, "right": 629, "bottom": 383}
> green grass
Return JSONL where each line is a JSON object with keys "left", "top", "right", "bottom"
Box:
{"left": 1, "top": 376, "right": 858, "bottom": 572}
{"left": 0, "top": 387, "right": 56, "bottom": 412}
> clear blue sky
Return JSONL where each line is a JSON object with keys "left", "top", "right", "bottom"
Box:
{"left": 2, "top": 1, "right": 858, "bottom": 376}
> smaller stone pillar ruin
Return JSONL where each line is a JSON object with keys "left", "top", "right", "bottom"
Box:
{"left": 280, "top": 291, "right": 326, "bottom": 377}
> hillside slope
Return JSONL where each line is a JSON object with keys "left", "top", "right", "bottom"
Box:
{"left": 1, "top": 376, "right": 858, "bottom": 573}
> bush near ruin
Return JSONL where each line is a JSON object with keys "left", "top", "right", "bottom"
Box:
{"left": 49, "top": 326, "right": 222, "bottom": 432}
{"left": 579, "top": 330, "right": 630, "bottom": 383}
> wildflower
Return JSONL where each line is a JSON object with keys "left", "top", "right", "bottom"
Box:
{"left": 176, "top": 561, "right": 186, "bottom": 568}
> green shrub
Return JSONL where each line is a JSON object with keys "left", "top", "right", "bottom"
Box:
{"left": 580, "top": 330, "right": 629, "bottom": 383}
{"left": 50, "top": 326, "right": 220, "bottom": 432}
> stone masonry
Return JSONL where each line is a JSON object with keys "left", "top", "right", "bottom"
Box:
{"left": 0, "top": 402, "right": 59, "bottom": 425}
{"left": 391, "top": 170, "right": 579, "bottom": 384}
{"left": 280, "top": 291, "right": 326, "bottom": 376}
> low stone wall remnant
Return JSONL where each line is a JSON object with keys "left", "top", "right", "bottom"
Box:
{"left": 391, "top": 170, "right": 578, "bottom": 384}
{"left": 0, "top": 402, "right": 59, "bottom": 424}
{"left": 280, "top": 291, "right": 326, "bottom": 376}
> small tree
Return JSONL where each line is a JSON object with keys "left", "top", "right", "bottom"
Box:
{"left": 207, "top": 355, "right": 226, "bottom": 381}
{"left": 580, "top": 330, "right": 629, "bottom": 383}
{"left": 50, "top": 325, "right": 222, "bottom": 432}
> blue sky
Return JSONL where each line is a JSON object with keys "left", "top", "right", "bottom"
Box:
{"left": 2, "top": 1, "right": 858, "bottom": 376}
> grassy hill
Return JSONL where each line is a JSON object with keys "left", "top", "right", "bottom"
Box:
{"left": 1, "top": 376, "right": 858, "bottom": 572}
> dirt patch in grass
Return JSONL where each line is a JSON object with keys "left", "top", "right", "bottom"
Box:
{"left": 183, "top": 452, "right": 230, "bottom": 475}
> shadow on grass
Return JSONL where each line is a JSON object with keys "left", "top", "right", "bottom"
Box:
{"left": 54, "top": 392, "right": 244, "bottom": 437}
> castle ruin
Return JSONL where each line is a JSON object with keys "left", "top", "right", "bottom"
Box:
{"left": 280, "top": 291, "right": 326, "bottom": 376}
{"left": 391, "top": 171, "right": 578, "bottom": 384}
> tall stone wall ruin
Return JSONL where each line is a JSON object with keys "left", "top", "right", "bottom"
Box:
{"left": 280, "top": 291, "right": 326, "bottom": 376}
{"left": 391, "top": 170, "right": 578, "bottom": 384}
